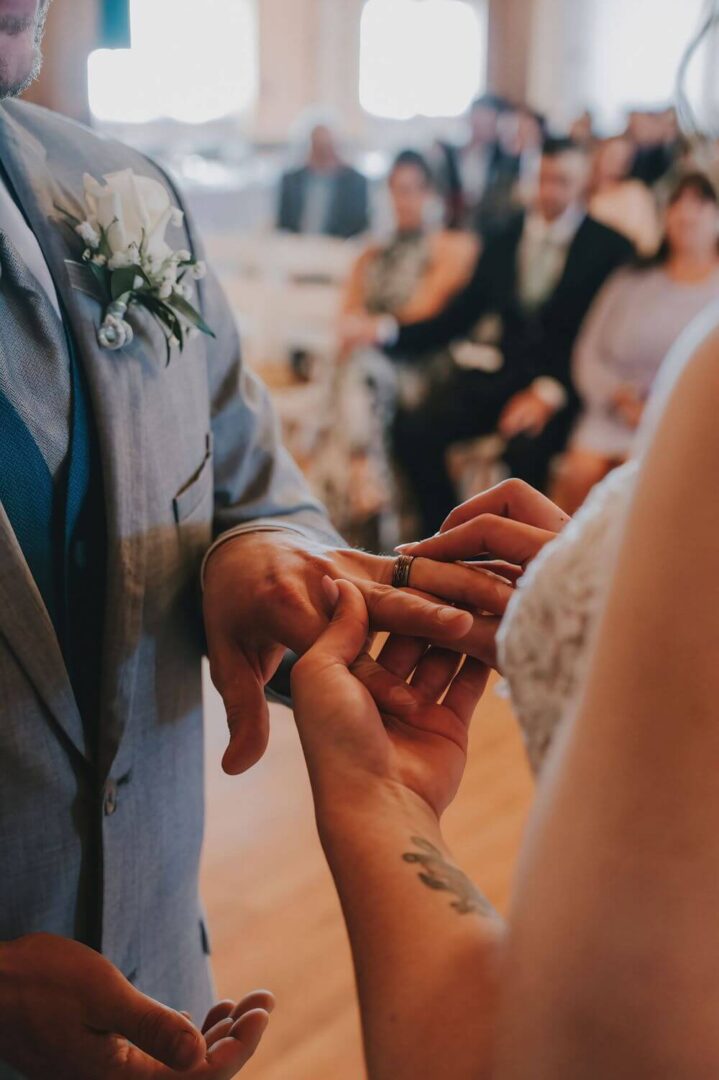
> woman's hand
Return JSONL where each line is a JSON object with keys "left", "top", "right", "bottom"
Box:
{"left": 291, "top": 579, "right": 490, "bottom": 823}
{"left": 612, "top": 385, "right": 644, "bottom": 430}
{"left": 337, "top": 312, "right": 385, "bottom": 354}
{"left": 398, "top": 478, "right": 570, "bottom": 572}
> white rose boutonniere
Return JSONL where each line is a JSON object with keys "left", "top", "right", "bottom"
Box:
{"left": 57, "top": 168, "right": 214, "bottom": 363}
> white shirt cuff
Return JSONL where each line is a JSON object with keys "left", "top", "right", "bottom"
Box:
{"left": 376, "top": 314, "right": 400, "bottom": 347}
{"left": 201, "top": 521, "right": 326, "bottom": 589}
{"left": 531, "top": 376, "right": 568, "bottom": 412}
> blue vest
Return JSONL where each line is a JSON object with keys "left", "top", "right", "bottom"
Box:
{"left": 0, "top": 322, "right": 106, "bottom": 751}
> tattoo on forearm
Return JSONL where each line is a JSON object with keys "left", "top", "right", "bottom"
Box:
{"left": 402, "top": 837, "right": 497, "bottom": 918}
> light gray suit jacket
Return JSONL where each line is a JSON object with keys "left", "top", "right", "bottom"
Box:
{"left": 0, "top": 98, "right": 340, "bottom": 1060}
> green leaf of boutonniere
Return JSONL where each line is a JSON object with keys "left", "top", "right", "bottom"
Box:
{"left": 169, "top": 293, "right": 217, "bottom": 339}
{"left": 110, "top": 264, "right": 147, "bottom": 301}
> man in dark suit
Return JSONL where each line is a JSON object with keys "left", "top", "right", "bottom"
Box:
{"left": 277, "top": 121, "right": 369, "bottom": 239}
{"left": 437, "top": 93, "right": 510, "bottom": 233}
{"left": 349, "top": 139, "right": 634, "bottom": 534}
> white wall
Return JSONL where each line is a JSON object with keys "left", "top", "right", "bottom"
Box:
{"left": 254, "top": 0, "right": 488, "bottom": 151}
{"left": 528, "top": 0, "right": 712, "bottom": 133}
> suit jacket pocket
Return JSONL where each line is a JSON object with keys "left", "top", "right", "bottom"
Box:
{"left": 173, "top": 435, "right": 213, "bottom": 523}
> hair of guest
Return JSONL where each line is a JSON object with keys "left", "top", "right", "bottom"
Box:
{"left": 389, "top": 149, "right": 434, "bottom": 187}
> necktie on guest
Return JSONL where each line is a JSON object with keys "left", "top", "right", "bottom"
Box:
{"left": 518, "top": 230, "right": 568, "bottom": 312}
{"left": 0, "top": 228, "right": 106, "bottom": 743}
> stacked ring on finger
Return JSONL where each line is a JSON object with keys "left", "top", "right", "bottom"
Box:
{"left": 391, "top": 554, "right": 415, "bottom": 589}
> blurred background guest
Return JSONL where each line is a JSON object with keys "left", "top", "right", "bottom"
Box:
{"left": 342, "top": 150, "right": 478, "bottom": 333}
{"left": 355, "top": 139, "right": 633, "bottom": 535}
{"left": 321, "top": 150, "right": 477, "bottom": 545}
{"left": 569, "top": 108, "right": 596, "bottom": 150}
{"left": 627, "top": 107, "right": 679, "bottom": 187}
{"left": 494, "top": 102, "right": 547, "bottom": 218}
{"left": 555, "top": 171, "right": 719, "bottom": 513}
{"left": 277, "top": 114, "right": 369, "bottom": 239}
{"left": 588, "top": 135, "right": 660, "bottom": 255}
{"left": 436, "top": 93, "right": 509, "bottom": 233}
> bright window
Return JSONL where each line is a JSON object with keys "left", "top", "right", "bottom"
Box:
{"left": 359, "top": 0, "right": 487, "bottom": 120}
{"left": 586, "top": 0, "right": 706, "bottom": 129}
{"left": 88, "top": 0, "right": 258, "bottom": 125}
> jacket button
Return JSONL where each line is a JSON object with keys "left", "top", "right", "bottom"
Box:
{"left": 103, "top": 780, "right": 119, "bottom": 816}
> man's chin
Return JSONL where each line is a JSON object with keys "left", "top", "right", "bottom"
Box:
{"left": 0, "top": 51, "right": 41, "bottom": 99}
{"left": 0, "top": 33, "right": 41, "bottom": 98}
{"left": 0, "top": 2, "right": 47, "bottom": 99}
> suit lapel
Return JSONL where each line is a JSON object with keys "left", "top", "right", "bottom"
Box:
{"left": 544, "top": 214, "right": 590, "bottom": 310}
{"left": 0, "top": 106, "right": 148, "bottom": 775}
{"left": 0, "top": 504, "right": 87, "bottom": 757}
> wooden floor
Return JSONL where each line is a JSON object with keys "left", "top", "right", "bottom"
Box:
{"left": 200, "top": 664, "right": 534, "bottom": 1080}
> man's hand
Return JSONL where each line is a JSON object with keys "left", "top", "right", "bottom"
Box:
{"left": 203, "top": 534, "right": 514, "bottom": 775}
{"left": 499, "top": 388, "right": 557, "bottom": 439}
{"left": 0, "top": 934, "right": 273, "bottom": 1080}
{"left": 292, "top": 579, "right": 490, "bottom": 821}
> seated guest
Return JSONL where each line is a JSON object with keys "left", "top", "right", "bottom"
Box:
{"left": 569, "top": 108, "right": 596, "bottom": 150}
{"left": 322, "top": 151, "right": 477, "bottom": 545}
{"left": 627, "top": 108, "right": 679, "bottom": 187}
{"left": 554, "top": 172, "right": 719, "bottom": 513}
{"left": 342, "top": 151, "right": 478, "bottom": 333}
{"left": 589, "top": 136, "right": 660, "bottom": 255}
{"left": 494, "top": 103, "right": 547, "bottom": 214}
{"left": 344, "top": 138, "right": 633, "bottom": 535}
{"left": 436, "top": 94, "right": 510, "bottom": 233}
{"left": 277, "top": 117, "right": 369, "bottom": 239}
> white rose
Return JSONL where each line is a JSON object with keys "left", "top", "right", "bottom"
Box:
{"left": 83, "top": 169, "right": 178, "bottom": 263}
{"left": 75, "top": 221, "right": 100, "bottom": 250}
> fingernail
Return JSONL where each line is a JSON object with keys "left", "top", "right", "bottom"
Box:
{"left": 394, "top": 543, "right": 416, "bottom": 552}
{"left": 438, "top": 607, "right": 473, "bottom": 630}
{"left": 173, "top": 1029, "right": 203, "bottom": 1069}
{"left": 388, "top": 685, "right": 416, "bottom": 708}
{"left": 321, "top": 575, "right": 340, "bottom": 608}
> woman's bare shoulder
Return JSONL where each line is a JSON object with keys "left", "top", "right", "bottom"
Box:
{"left": 431, "top": 229, "right": 480, "bottom": 258}
{"left": 645, "top": 313, "right": 719, "bottom": 446}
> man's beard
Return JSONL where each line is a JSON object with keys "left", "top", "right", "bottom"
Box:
{"left": 0, "top": 1, "right": 50, "bottom": 100}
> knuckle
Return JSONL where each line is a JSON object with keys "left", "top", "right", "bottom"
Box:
{"left": 103, "top": 1036, "right": 133, "bottom": 1070}
{"left": 366, "top": 583, "right": 395, "bottom": 619}
{"left": 502, "top": 477, "right": 530, "bottom": 499}
{"left": 260, "top": 570, "right": 304, "bottom": 611}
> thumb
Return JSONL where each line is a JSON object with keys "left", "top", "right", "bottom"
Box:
{"left": 303, "top": 577, "right": 369, "bottom": 667}
{"left": 212, "top": 646, "right": 273, "bottom": 776}
{"left": 94, "top": 975, "right": 206, "bottom": 1072}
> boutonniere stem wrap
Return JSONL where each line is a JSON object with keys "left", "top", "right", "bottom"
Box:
{"left": 57, "top": 169, "right": 215, "bottom": 364}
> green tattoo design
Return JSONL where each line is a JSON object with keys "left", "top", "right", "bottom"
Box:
{"left": 402, "top": 837, "right": 496, "bottom": 917}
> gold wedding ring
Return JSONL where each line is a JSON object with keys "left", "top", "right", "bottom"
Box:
{"left": 392, "top": 553, "right": 416, "bottom": 589}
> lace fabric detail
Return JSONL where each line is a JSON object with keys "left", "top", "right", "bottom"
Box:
{"left": 496, "top": 462, "right": 638, "bottom": 774}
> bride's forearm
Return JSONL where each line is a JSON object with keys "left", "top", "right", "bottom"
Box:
{"left": 317, "top": 788, "right": 504, "bottom": 1080}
